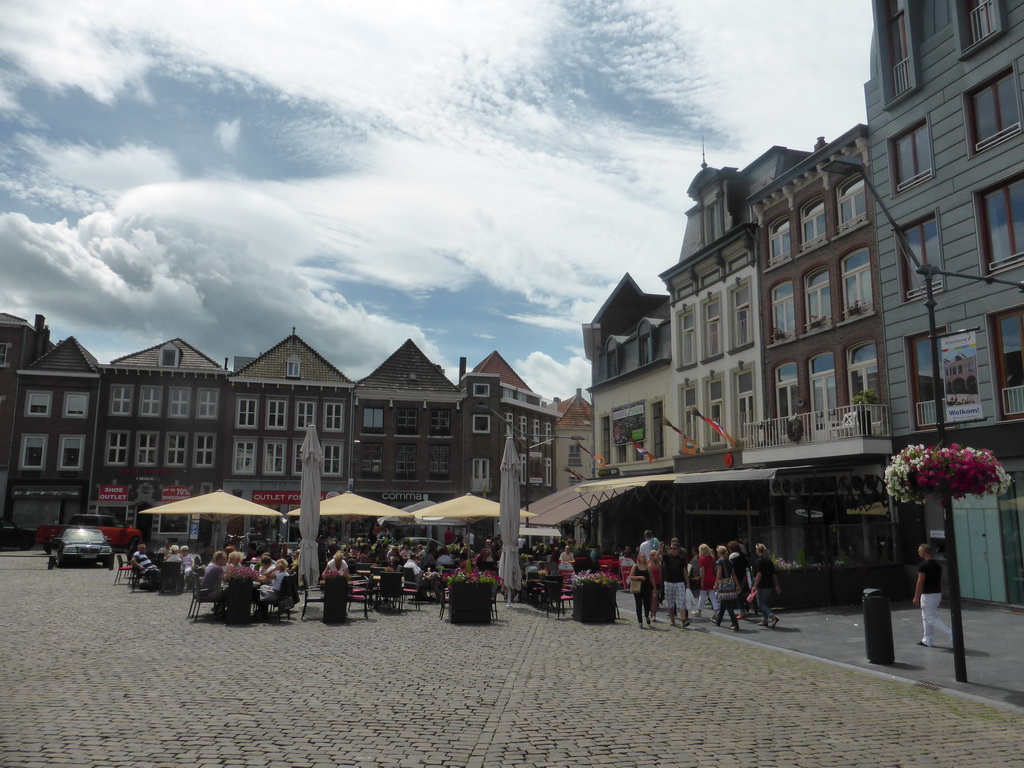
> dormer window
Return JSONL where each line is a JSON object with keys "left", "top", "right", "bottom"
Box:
{"left": 286, "top": 356, "right": 301, "bottom": 378}
{"left": 159, "top": 344, "right": 179, "bottom": 368}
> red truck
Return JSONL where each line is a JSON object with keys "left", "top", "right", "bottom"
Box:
{"left": 36, "top": 514, "right": 143, "bottom": 554}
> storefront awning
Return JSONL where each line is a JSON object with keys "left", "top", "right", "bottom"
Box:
{"left": 673, "top": 468, "right": 778, "bottom": 485}
{"left": 574, "top": 473, "right": 685, "bottom": 495}
{"left": 527, "top": 486, "right": 595, "bottom": 526}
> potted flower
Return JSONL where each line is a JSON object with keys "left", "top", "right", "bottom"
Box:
{"left": 807, "top": 314, "right": 824, "bottom": 330}
{"left": 223, "top": 565, "right": 260, "bottom": 625}
{"left": 571, "top": 571, "right": 619, "bottom": 623}
{"left": 847, "top": 300, "right": 864, "bottom": 316}
{"left": 885, "top": 443, "right": 1011, "bottom": 504}
{"left": 770, "top": 326, "right": 789, "bottom": 343}
{"left": 852, "top": 389, "right": 880, "bottom": 435}
{"left": 322, "top": 572, "right": 349, "bottom": 624}
{"left": 445, "top": 569, "right": 496, "bottom": 623}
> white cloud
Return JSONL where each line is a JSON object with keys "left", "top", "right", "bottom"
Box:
{"left": 215, "top": 119, "right": 240, "bottom": 152}
{"left": 516, "top": 350, "right": 592, "bottom": 402}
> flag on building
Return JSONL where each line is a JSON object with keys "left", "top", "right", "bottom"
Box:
{"left": 692, "top": 408, "right": 737, "bottom": 448}
{"left": 631, "top": 439, "right": 655, "bottom": 463}
{"left": 664, "top": 416, "right": 698, "bottom": 455}
{"left": 564, "top": 466, "right": 587, "bottom": 482}
{"left": 575, "top": 441, "right": 605, "bottom": 467}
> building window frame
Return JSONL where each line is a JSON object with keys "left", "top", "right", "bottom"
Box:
{"left": 264, "top": 440, "right": 286, "bottom": 475}
{"left": 295, "top": 400, "right": 316, "bottom": 430}
{"left": 165, "top": 433, "right": 188, "bottom": 467}
{"left": 136, "top": 431, "right": 159, "bottom": 466}
{"left": 775, "top": 363, "right": 799, "bottom": 419}
{"left": 768, "top": 217, "right": 791, "bottom": 265}
{"left": 993, "top": 307, "right": 1024, "bottom": 419}
{"left": 236, "top": 397, "right": 257, "bottom": 428}
{"left": 233, "top": 440, "right": 256, "bottom": 475}
{"left": 396, "top": 407, "right": 418, "bottom": 435}
{"left": 678, "top": 307, "right": 695, "bottom": 366}
{"left": 979, "top": 175, "right": 1024, "bottom": 272}
{"left": 395, "top": 444, "right": 416, "bottom": 479}
{"left": 110, "top": 384, "right": 133, "bottom": 416}
{"left": 472, "top": 414, "right": 490, "bottom": 434}
{"left": 324, "top": 401, "right": 345, "bottom": 432}
{"left": 809, "top": 353, "right": 837, "bottom": 415}
{"left": 430, "top": 408, "right": 451, "bottom": 436}
{"left": 62, "top": 392, "right": 89, "bottom": 418}
{"left": 323, "top": 443, "right": 343, "bottom": 476}
{"left": 194, "top": 434, "right": 215, "bottom": 467}
{"left": 735, "top": 370, "right": 755, "bottom": 431}
{"left": 266, "top": 398, "right": 287, "bottom": 429}
{"left": 731, "top": 280, "right": 751, "bottom": 348}
{"left": 168, "top": 387, "right": 190, "bottom": 419}
{"left": 892, "top": 122, "right": 933, "bottom": 193}
{"left": 909, "top": 332, "right": 940, "bottom": 428}
{"left": 800, "top": 198, "right": 826, "bottom": 247}
{"left": 197, "top": 389, "right": 218, "bottom": 419}
{"left": 900, "top": 215, "right": 943, "bottom": 301}
{"left": 58, "top": 435, "right": 84, "bottom": 471}
{"left": 837, "top": 177, "right": 867, "bottom": 229}
{"left": 842, "top": 249, "right": 873, "bottom": 316}
{"left": 21, "top": 434, "right": 47, "bottom": 469}
{"left": 361, "top": 443, "right": 383, "bottom": 478}
{"left": 362, "top": 407, "right": 384, "bottom": 434}
{"left": 771, "top": 282, "right": 795, "bottom": 339}
{"left": 703, "top": 295, "right": 721, "bottom": 358}
{"left": 848, "top": 344, "right": 879, "bottom": 401}
{"left": 25, "top": 391, "right": 51, "bottom": 417}
{"left": 139, "top": 386, "right": 162, "bottom": 417}
{"left": 429, "top": 445, "right": 451, "bottom": 479}
{"left": 804, "top": 270, "right": 832, "bottom": 328}
{"left": 967, "top": 69, "right": 1021, "bottom": 154}
{"left": 106, "top": 431, "right": 129, "bottom": 466}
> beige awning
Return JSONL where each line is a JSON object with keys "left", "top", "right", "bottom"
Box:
{"left": 673, "top": 468, "right": 777, "bottom": 485}
{"left": 573, "top": 472, "right": 684, "bottom": 495}
{"left": 527, "top": 486, "right": 595, "bottom": 526}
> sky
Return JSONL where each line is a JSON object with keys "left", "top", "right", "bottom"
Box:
{"left": 0, "top": 1, "right": 874, "bottom": 401}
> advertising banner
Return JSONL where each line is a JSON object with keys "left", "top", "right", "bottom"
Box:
{"left": 941, "top": 331, "right": 982, "bottom": 422}
{"left": 611, "top": 401, "right": 645, "bottom": 445}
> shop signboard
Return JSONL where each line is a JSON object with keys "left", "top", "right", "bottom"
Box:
{"left": 940, "top": 331, "right": 982, "bottom": 423}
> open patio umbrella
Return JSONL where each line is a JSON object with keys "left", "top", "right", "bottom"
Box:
{"left": 419, "top": 493, "right": 536, "bottom": 524}
{"left": 136, "top": 490, "right": 276, "bottom": 520}
{"left": 286, "top": 491, "right": 415, "bottom": 519}
{"left": 298, "top": 424, "right": 324, "bottom": 591}
{"left": 497, "top": 428, "right": 522, "bottom": 607}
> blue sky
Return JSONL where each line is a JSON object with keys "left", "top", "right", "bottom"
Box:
{"left": 0, "top": 0, "right": 874, "bottom": 399}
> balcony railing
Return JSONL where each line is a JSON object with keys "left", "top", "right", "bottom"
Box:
{"left": 915, "top": 399, "right": 936, "bottom": 428}
{"left": 743, "top": 404, "right": 890, "bottom": 450}
{"left": 971, "top": 0, "right": 995, "bottom": 44}
{"left": 893, "top": 57, "right": 911, "bottom": 96}
{"left": 1003, "top": 385, "right": 1024, "bottom": 416}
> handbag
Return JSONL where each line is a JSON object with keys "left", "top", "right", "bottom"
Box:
{"left": 746, "top": 588, "right": 757, "bottom": 604}
{"left": 629, "top": 577, "right": 642, "bottom": 594}
{"left": 716, "top": 576, "right": 737, "bottom": 601}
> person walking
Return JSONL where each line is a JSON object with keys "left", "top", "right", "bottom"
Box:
{"left": 628, "top": 551, "right": 654, "bottom": 628}
{"left": 711, "top": 545, "right": 740, "bottom": 631}
{"left": 694, "top": 544, "right": 719, "bottom": 618}
{"left": 648, "top": 539, "right": 663, "bottom": 622}
{"left": 752, "top": 543, "right": 781, "bottom": 628}
{"left": 913, "top": 543, "right": 954, "bottom": 648}
{"left": 661, "top": 539, "right": 690, "bottom": 628}
{"left": 727, "top": 541, "right": 750, "bottom": 621}
{"left": 638, "top": 530, "right": 654, "bottom": 559}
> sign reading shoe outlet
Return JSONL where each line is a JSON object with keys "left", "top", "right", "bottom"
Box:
{"left": 98, "top": 485, "right": 129, "bottom": 503}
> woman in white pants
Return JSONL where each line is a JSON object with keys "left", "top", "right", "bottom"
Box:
{"left": 695, "top": 543, "right": 719, "bottom": 617}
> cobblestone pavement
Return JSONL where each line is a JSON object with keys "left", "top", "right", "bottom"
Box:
{"left": 2, "top": 554, "right": 1023, "bottom": 768}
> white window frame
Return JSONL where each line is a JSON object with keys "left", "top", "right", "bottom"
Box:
{"left": 323, "top": 443, "right": 343, "bottom": 476}
{"left": 286, "top": 356, "right": 301, "bottom": 378}
{"left": 769, "top": 218, "right": 791, "bottom": 264}
{"left": 110, "top": 385, "right": 132, "bottom": 416}
{"left": 136, "top": 431, "right": 159, "bottom": 466}
{"left": 296, "top": 400, "right": 316, "bottom": 430}
{"left": 706, "top": 378, "right": 725, "bottom": 446}
{"left": 848, "top": 344, "right": 879, "bottom": 400}
{"left": 267, "top": 398, "right": 287, "bottom": 429}
{"left": 545, "top": 458, "right": 552, "bottom": 486}
{"left": 735, "top": 370, "right": 755, "bottom": 430}
{"left": 776, "top": 363, "right": 799, "bottom": 419}
{"left": 678, "top": 307, "right": 695, "bottom": 366}
{"left": 810, "top": 354, "right": 837, "bottom": 413}
{"left": 140, "top": 386, "right": 162, "bottom": 417}
{"left": 324, "top": 401, "right": 345, "bottom": 432}
{"left": 430, "top": 445, "right": 451, "bottom": 478}
{"left": 805, "top": 270, "right": 831, "bottom": 327}
{"left": 264, "top": 441, "right": 286, "bottom": 475}
{"left": 168, "top": 387, "right": 190, "bottom": 418}
{"left": 165, "top": 433, "right": 188, "bottom": 467}
{"left": 197, "top": 389, "right": 219, "bottom": 419}
{"left": 292, "top": 441, "right": 304, "bottom": 475}
{"left": 58, "top": 435, "right": 85, "bottom": 471}
{"left": 842, "top": 249, "right": 873, "bottom": 315}
{"left": 159, "top": 345, "right": 179, "bottom": 367}
{"left": 704, "top": 296, "right": 721, "bottom": 357}
{"left": 0, "top": 342, "right": 8, "bottom": 367}
{"left": 233, "top": 440, "right": 257, "bottom": 475}
{"left": 473, "top": 383, "right": 491, "bottom": 397}
{"left": 838, "top": 178, "right": 867, "bottom": 228}
{"left": 680, "top": 384, "right": 697, "bottom": 440}
{"left": 801, "top": 199, "right": 826, "bottom": 246}
{"left": 731, "top": 281, "right": 750, "bottom": 348}
{"left": 21, "top": 434, "right": 47, "bottom": 469}
{"left": 772, "top": 282, "right": 795, "bottom": 337}
{"left": 473, "top": 414, "right": 490, "bottom": 434}
{"left": 194, "top": 434, "right": 215, "bottom": 467}
{"left": 26, "top": 391, "right": 51, "bottom": 417}
{"left": 106, "top": 431, "right": 129, "bottom": 466}
{"left": 236, "top": 397, "right": 257, "bottom": 428}
{"left": 63, "top": 392, "right": 89, "bottom": 418}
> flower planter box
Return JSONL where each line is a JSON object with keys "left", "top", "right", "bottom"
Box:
{"left": 448, "top": 582, "right": 493, "bottom": 624}
{"left": 572, "top": 583, "right": 617, "bottom": 623}
{"left": 774, "top": 569, "right": 831, "bottom": 610}
{"left": 834, "top": 565, "right": 910, "bottom": 604}
{"left": 322, "top": 578, "right": 348, "bottom": 624}
{"left": 225, "top": 580, "right": 253, "bottom": 625}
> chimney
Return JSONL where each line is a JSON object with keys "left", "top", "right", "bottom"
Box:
{"left": 224, "top": 357, "right": 229, "bottom": 370}
{"left": 814, "top": 136, "right": 827, "bottom": 151}
{"left": 576, "top": 387, "right": 583, "bottom": 399}
{"left": 459, "top": 356, "right": 467, "bottom": 382}
{"left": 33, "top": 314, "right": 49, "bottom": 361}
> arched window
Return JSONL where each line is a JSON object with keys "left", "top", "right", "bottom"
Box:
{"left": 776, "top": 363, "right": 799, "bottom": 418}
{"left": 809, "top": 353, "right": 836, "bottom": 413}
{"left": 804, "top": 270, "right": 831, "bottom": 326}
{"left": 848, "top": 343, "right": 878, "bottom": 399}
{"left": 837, "top": 178, "right": 867, "bottom": 226}
{"left": 842, "top": 249, "right": 872, "bottom": 314}
{"left": 771, "top": 282, "right": 795, "bottom": 337}
{"left": 769, "top": 218, "right": 791, "bottom": 263}
{"left": 801, "top": 199, "right": 826, "bottom": 244}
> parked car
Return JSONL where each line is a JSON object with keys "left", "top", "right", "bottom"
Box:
{"left": 405, "top": 537, "right": 443, "bottom": 550}
{"left": 0, "top": 520, "right": 36, "bottom": 550}
{"left": 48, "top": 528, "right": 115, "bottom": 569}
{"left": 36, "top": 514, "right": 142, "bottom": 554}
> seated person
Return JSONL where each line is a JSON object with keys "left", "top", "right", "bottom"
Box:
{"left": 165, "top": 545, "right": 182, "bottom": 563}
{"left": 421, "top": 547, "right": 437, "bottom": 571}
{"left": 619, "top": 546, "right": 636, "bottom": 568}
{"left": 435, "top": 549, "right": 455, "bottom": 569}
{"left": 403, "top": 554, "right": 422, "bottom": 577}
{"left": 257, "top": 560, "right": 292, "bottom": 617}
{"left": 558, "top": 544, "right": 576, "bottom": 574}
{"left": 523, "top": 556, "right": 541, "bottom": 576}
{"left": 322, "top": 550, "right": 349, "bottom": 579}
{"left": 258, "top": 554, "right": 279, "bottom": 583}
{"left": 200, "top": 551, "right": 228, "bottom": 616}
{"left": 132, "top": 544, "right": 160, "bottom": 588}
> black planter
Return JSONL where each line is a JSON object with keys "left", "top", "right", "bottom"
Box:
{"left": 449, "top": 582, "right": 493, "bottom": 624}
{"left": 225, "top": 580, "right": 253, "bottom": 625}
{"left": 572, "top": 583, "right": 618, "bottom": 622}
{"left": 322, "top": 578, "right": 348, "bottom": 624}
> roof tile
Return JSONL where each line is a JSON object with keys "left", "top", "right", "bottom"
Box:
{"left": 26, "top": 337, "right": 100, "bottom": 373}
{"left": 234, "top": 334, "right": 351, "bottom": 382}
{"left": 471, "top": 351, "right": 532, "bottom": 392}
{"left": 358, "top": 339, "right": 458, "bottom": 392}
{"left": 110, "top": 338, "right": 223, "bottom": 370}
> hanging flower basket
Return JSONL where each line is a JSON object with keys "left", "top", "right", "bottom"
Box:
{"left": 884, "top": 443, "right": 1010, "bottom": 504}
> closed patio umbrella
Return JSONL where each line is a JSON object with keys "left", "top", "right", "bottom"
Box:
{"left": 497, "top": 429, "right": 522, "bottom": 607}
{"left": 298, "top": 424, "right": 323, "bottom": 591}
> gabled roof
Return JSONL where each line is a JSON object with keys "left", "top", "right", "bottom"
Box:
{"left": 0, "top": 312, "right": 29, "bottom": 324}
{"left": 26, "top": 337, "right": 100, "bottom": 373}
{"left": 234, "top": 334, "right": 351, "bottom": 383}
{"left": 471, "top": 350, "right": 532, "bottom": 392}
{"left": 556, "top": 392, "right": 593, "bottom": 430}
{"left": 358, "top": 339, "right": 458, "bottom": 392}
{"left": 110, "top": 338, "right": 223, "bottom": 370}
{"left": 589, "top": 274, "right": 668, "bottom": 336}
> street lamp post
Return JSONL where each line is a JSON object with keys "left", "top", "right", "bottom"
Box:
{"left": 824, "top": 155, "right": 1024, "bottom": 683}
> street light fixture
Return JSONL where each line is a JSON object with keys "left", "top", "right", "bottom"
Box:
{"left": 824, "top": 154, "right": 1024, "bottom": 683}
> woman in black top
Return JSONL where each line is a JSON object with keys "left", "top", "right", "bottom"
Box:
{"left": 752, "top": 543, "right": 781, "bottom": 628}
{"left": 711, "top": 545, "right": 739, "bottom": 631}
{"left": 728, "top": 541, "right": 750, "bottom": 620}
{"left": 629, "top": 552, "right": 654, "bottom": 627}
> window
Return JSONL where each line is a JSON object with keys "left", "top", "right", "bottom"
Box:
{"left": 838, "top": 178, "right": 867, "bottom": 227}
{"left": 194, "top": 434, "right": 215, "bottom": 467}
{"left": 233, "top": 440, "right": 256, "bottom": 474}
{"left": 110, "top": 385, "right": 132, "bottom": 415}
{"left": 994, "top": 308, "right": 1024, "bottom": 418}
{"left": 430, "top": 408, "right": 451, "bottom": 436}
{"left": 21, "top": 435, "right": 46, "bottom": 469}
{"left": 704, "top": 296, "right": 721, "bottom": 358}
{"left": 652, "top": 401, "right": 664, "bottom": 458}
{"left": 600, "top": 415, "right": 610, "bottom": 464}
{"left": 900, "top": 216, "right": 942, "bottom": 300}
{"left": 638, "top": 322, "right": 652, "bottom": 366}
{"left": 568, "top": 442, "right": 581, "bottom": 467}
{"left": 106, "top": 431, "right": 129, "bottom": 465}
{"left": 909, "top": 333, "right": 939, "bottom": 427}
{"left": 264, "top": 441, "right": 286, "bottom": 475}
{"left": 324, "top": 401, "right": 345, "bottom": 432}
{"left": 197, "top": 389, "right": 218, "bottom": 419}
{"left": 809, "top": 354, "right": 836, "bottom": 414}
{"left": 805, "top": 271, "right": 831, "bottom": 327}
{"left": 848, "top": 344, "right": 879, "bottom": 400}
{"left": 981, "top": 176, "right": 1024, "bottom": 270}
{"left": 361, "top": 443, "right": 383, "bottom": 477}
{"left": 292, "top": 442, "right": 304, "bottom": 474}
{"left": 429, "top": 445, "right": 451, "bottom": 479}
{"left": 136, "top": 432, "right": 159, "bottom": 466}
{"left": 286, "top": 357, "right": 301, "bottom": 378}
{"left": 678, "top": 308, "right": 695, "bottom": 366}
{"left": 731, "top": 282, "right": 750, "bottom": 347}
{"left": 323, "top": 443, "right": 342, "bottom": 476}
{"left": 63, "top": 393, "right": 88, "bottom": 418}
{"left": 545, "top": 458, "right": 552, "bottom": 486}
{"left": 532, "top": 419, "right": 540, "bottom": 440}
{"left": 362, "top": 407, "right": 384, "bottom": 433}
{"left": 706, "top": 378, "right": 724, "bottom": 445}
{"left": 842, "top": 249, "right": 873, "bottom": 314}
{"left": 396, "top": 408, "right": 418, "bottom": 435}
{"left": 518, "top": 415, "right": 527, "bottom": 439}
{"left": 59, "top": 436, "right": 84, "bottom": 470}
{"left": 801, "top": 199, "right": 826, "bottom": 245}
{"left": 26, "top": 392, "right": 51, "bottom": 416}
{"left": 776, "top": 363, "right": 799, "bottom": 419}
{"left": 887, "top": 0, "right": 911, "bottom": 96}
{"left": 473, "top": 383, "right": 491, "bottom": 397}
{"left": 472, "top": 457, "right": 490, "bottom": 490}
{"left": 605, "top": 338, "right": 620, "bottom": 378}
{"left": 236, "top": 397, "right": 257, "bottom": 428}
{"left": 544, "top": 421, "right": 552, "bottom": 438}
{"left": 473, "top": 414, "right": 490, "bottom": 434}
{"left": 771, "top": 282, "right": 795, "bottom": 338}
{"left": 893, "top": 123, "right": 932, "bottom": 192}
{"left": 704, "top": 197, "right": 721, "bottom": 242}
{"left": 169, "top": 388, "right": 190, "bottom": 418}
{"left": 735, "top": 370, "right": 754, "bottom": 430}
{"left": 680, "top": 385, "right": 697, "bottom": 439}
{"left": 159, "top": 345, "right": 179, "bottom": 367}
{"left": 165, "top": 433, "right": 187, "bottom": 466}
{"left": 968, "top": 71, "right": 1020, "bottom": 153}
{"left": 0, "top": 343, "right": 8, "bottom": 366}
{"left": 769, "top": 218, "right": 791, "bottom": 263}
{"left": 267, "top": 399, "right": 287, "bottom": 429}
{"left": 140, "top": 386, "right": 162, "bottom": 417}
{"left": 396, "top": 444, "right": 416, "bottom": 478}
{"left": 296, "top": 401, "right": 316, "bottom": 429}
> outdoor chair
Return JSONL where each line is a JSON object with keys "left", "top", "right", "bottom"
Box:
{"left": 347, "top": 578, "right": 371, "bottom": 619}
{"left": 301, "top": 574, "right": 325, "bottom": 619}
{"left": 402, "top": 568, "right": 423, "bottom": 611}
{"left": 543, "top": 577, "right": 572, "bottom": 618}
{"left": 377, "top": 571, "right": 404, "bottom": 612}
{"left": 159, "top": 561, "right": 182, "bottom": 594}
{"left": 266, "top": 573, "right": 299, "bottom": 622}
{"left": 113, "top": 554, "right": 134, "bottom": 585}
{"left": 188, "top": 580, "right": 223, "bottom": 621}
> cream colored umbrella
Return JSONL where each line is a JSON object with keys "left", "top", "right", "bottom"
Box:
{"left": 418, "top": 493, "right": 537, "bottom": 524}
{"left": 287, "top": 491, "right": 415, "bottom": 519}
{"left": 137, "top": 489, "right": 277, "bottom": 521}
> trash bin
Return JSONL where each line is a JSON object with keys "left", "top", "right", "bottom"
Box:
{"left": 863, "top": 587, "right": 894, "bottom": 664}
